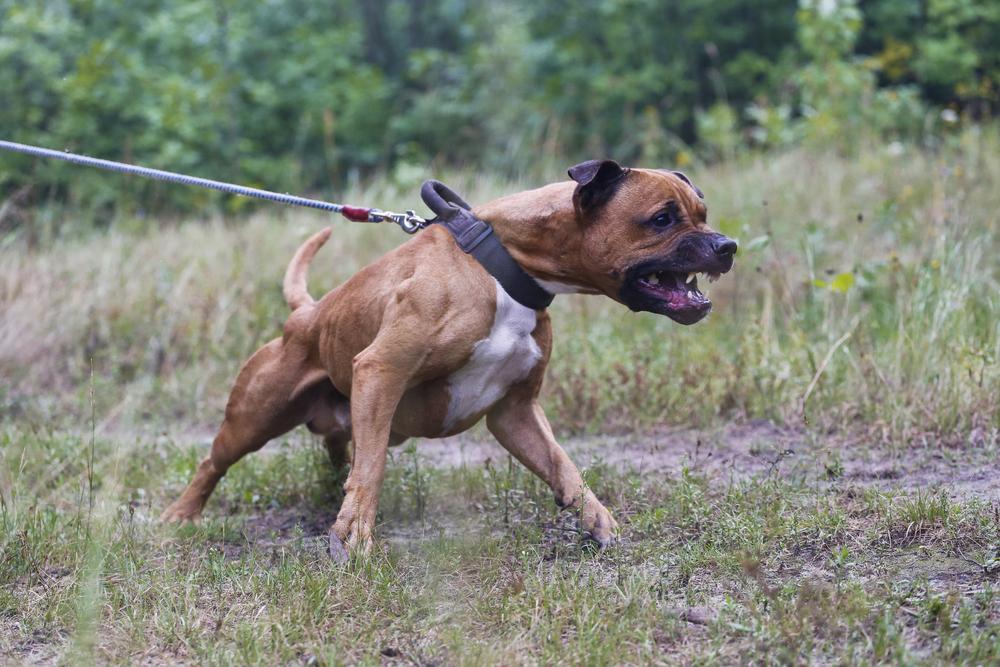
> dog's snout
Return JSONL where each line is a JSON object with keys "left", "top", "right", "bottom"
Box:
{"left": 712, "top": 235, "right": 738, "bottom": 258}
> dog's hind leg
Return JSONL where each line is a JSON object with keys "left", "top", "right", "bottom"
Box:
{"left": 323, "top": 434, "right": 352, "bottom": 471}
{"left": 161, "top": 337, "right": 323, "bottom": 522}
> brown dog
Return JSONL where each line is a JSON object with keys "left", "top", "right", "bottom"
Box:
{"left": 162, "top": 160, "right": 736, "bottom": 556}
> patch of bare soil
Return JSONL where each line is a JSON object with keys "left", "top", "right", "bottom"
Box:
{"left": 202, "top": 504, "right": 337, "bottom": 560}
{"left": 414, "top": 420, "right": 1000, "bottom": 501}
{"left": 1, "top": 627, "right": 64, "bottom": 667}
{"left": 174, "top": 419, "right": 1000, "bottom": 501}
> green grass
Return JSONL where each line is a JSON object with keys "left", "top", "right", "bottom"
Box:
{"left": 2, "top": 131, "right": 1000, "bottom": 663}
{"left": 3, "top": 425, "right": 1000, "bottom": 664}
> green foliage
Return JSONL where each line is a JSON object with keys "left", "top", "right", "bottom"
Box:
{"left": 794, "top": 0, "right": 874, "bottom": 148}
{"left": 697, "top": 102, "right": 741, "bottom": 160}
{"left": 5, "top": 0, "right": 995, "bottom": 215}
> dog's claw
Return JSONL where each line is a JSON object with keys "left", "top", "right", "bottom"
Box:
{"left": 328, "top": 531, "right": 350, "bottom": 563}
{"left": 584, "top": 530, "right": 618, "bottom": 551}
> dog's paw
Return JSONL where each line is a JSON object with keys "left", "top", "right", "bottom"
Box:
{"left": 159, "top": 502, "right": 202, "bottom": 524}
{"left": 329, "top": 491, "right": 378, "bottom": 560}
{"left": 581, "top": 497, "right": 619, "bottom": 549}
{"left": 584, "top": 529, "right": 619, "bottom": 551}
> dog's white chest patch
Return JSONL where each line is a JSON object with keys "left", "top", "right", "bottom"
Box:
{"left": 444, "top": 280, "right": 542, "bottom": 430}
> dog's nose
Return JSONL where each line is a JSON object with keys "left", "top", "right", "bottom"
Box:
{"left": 713, "top": 235, "right": 738, "bottom": 257}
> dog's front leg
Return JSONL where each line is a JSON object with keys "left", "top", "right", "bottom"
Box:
{"left": 328, "top": 347, "right": 412, "bottom": 560}
{"left": 487, "top": 396, "right": 619, "bottom": 547}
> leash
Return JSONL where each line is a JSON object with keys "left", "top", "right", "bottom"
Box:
{"left": 0, "top": 140, "right": 427, "bottom": 233}
{"left": 1, "top": 140, "right": 553, "bottom": 309}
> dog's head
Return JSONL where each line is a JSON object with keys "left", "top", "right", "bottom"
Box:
{"left": 567, "top": 159, "right": 736, "bottom": 325}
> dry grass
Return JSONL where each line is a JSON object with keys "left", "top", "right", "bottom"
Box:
{"left": 3, "top": 129, "right": 998, "bottom": 441}
{"left": 2, "top": 130, "right": 1000, "bottom": 664}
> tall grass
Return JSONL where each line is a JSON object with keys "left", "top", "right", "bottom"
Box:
{"left": 2, "top": 131, "right": 1000, "bottom": 662}
{"left": 1, "top": 129, "right": 998, "bottom": 444}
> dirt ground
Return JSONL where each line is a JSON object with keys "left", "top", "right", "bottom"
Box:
{"left": 227, "top": 419, "right": 1000, "bottom": 556}
{"left": 6, "top": 420, "right": 1000, "bottom": 665}
{"left": 412, "top": 421, "right": 1000, "bottom": 499}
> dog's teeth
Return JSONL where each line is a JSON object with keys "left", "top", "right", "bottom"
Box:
{"left": 686, "top": 272, "right": 696, "bottom": 284}
{"left": 647, "top": 273, "right": 660, "bottom": 285}
{"left": 708, "top": 273, "right": 720, "bottom": 283}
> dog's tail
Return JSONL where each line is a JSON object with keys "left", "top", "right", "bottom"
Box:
{"left": 283, "top": 227, "right": 332, "bottom": 311}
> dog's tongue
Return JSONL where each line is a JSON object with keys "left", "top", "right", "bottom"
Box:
{"left": 640, "top": 271, "right": 711, "bottom": 312}
{"left": 666, "top": 284, "right": 708, "bottom": 310}
{"left": 656, "top": 274, "right": 707, "bottom": 307}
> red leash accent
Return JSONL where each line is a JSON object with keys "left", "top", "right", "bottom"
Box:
{"left": 340, "top": 205, "right": 371, "bottom": 222}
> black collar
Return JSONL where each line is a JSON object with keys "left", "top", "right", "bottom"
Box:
{"left": 421, "top": 180, "right": 554, "bottom": 311}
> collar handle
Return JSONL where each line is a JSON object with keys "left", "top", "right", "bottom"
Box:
{"left": 421, "top": 180, "right": 555, "bottom": 311}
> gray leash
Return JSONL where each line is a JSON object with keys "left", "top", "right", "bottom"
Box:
{"left": 0, "top": 140, "right": 427, "bottom": 233}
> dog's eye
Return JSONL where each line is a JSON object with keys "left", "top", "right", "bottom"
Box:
{"left": 650, "top": 203, "right": 680, "bottom": 228}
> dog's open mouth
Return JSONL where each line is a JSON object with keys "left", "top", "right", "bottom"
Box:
{"left": 623, "top": 269, "right": 722, "bottom": 324}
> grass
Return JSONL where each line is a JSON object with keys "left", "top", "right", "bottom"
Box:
{"left": 3, "top": 425, "right": 1000, "bottom": 664}
{"left": 2, "top": 129, "right": 998, "bottom": 440}
{"left": 2, "top": 128, "right": 1000, "bottom": 663}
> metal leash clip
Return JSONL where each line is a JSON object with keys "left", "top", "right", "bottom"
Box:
{"left": 368, "top": 208, "right": 427, "bottom": 234}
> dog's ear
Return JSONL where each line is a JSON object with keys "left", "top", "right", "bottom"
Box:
{"left": 672, "top": 170, "right": 704, "bottom": 199}
{"left": 568, "top": 159, "right": 627, "bottom": 210}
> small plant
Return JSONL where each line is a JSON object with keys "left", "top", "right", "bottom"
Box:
{"left": 828, "top": 544, "right": 850, "bottom": 592}
{"left": 824, "top": 454, "right": 844, "bottom": 480}
{"left": 399, "top": 442, "right": 428, "bottom": 522}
